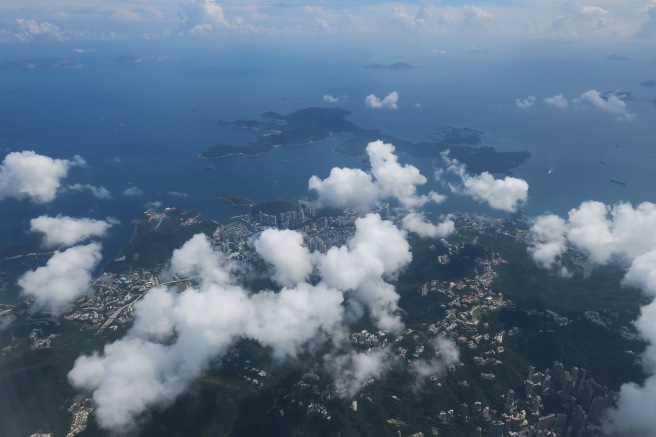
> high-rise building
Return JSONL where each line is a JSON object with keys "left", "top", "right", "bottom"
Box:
{"left": 526, "top": 380, "right": 535, "bottom": 398}
{"left": 487, "top": 421, "right": 504, "bottom": 437}
{"left": 531, "top": 395, "right": 542, "bottom": 415}
{"left": 574, "top": 368, "right": 587, "bottom": 395}
{"left": 562, "top": 376, "right": 574, "bottom": 397}
{"left": 554, "top": 413, "right": 568, "bottom": 435}
{"left": 572, "top": 405, "right": 587, "bottom": 431}
{"left": 537, "top": 414, "right": 554, "bottom": 432}
{"left": 505, "top": 389, "right": 515, "bottom": 409}
{"left": 460, "top": 403, "right": 469, "bottom": 420}
{"left": 551, "top": 361, "right": 564, "bottom": 386}
{"left": 588, "top": 395, "right": 611, "bottom": 424}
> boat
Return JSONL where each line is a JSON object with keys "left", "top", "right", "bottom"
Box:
{"left": 204, "top": 165, "right": 214, "bottom": 170}
{"left": 610, "top": 178, "right": 626, "bottom": 186}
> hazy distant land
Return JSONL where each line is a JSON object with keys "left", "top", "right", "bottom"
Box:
{"left": 364, "top": 62, "right": 416, "bottom": 71}
{"left": 1, "top": 58, "right": 82, "bottom": 71}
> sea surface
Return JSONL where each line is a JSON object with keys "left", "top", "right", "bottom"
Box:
{"left": 1, "top": 40, "right": 655, "bottom": 302}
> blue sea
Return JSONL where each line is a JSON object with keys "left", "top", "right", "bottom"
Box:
{"left": 1, "top": 39, "right": 655, "bottom": 302}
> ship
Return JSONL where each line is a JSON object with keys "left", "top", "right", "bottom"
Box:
{"left": 610, "top": 178, "right": 626, "bottom": 186}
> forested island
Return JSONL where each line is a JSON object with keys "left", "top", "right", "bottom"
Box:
{"left": 200, "top": 107, "right": 530, "bottom": 174}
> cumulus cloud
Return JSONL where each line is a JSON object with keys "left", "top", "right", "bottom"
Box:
{"left": 14, "top": 19, "right": 65, "bottom": 42}
{"left": 319, "top": 214, "right": 411, "bottom": 331}
{"left": 123, "top": 186, "right": 143, "bottom": 196}
{"left": 527, "top": 200, "right": 656, "bottom": 435}
{"left": 401, "top": 212, "right": 455, "bottom": 238}
{"left": 635, "top": 1, "right": 656, "bottom": 38}
{"left": 577, "top": 90, "right": 636, "bottom": 121}
{"left": 516, "top": 96, "right": 535, "bottom": 109}
{"left": 66, "top": 183, "right": 112, "bottom": 199}
{"left": 0, "top": 151, "right": 85, "bottom": 203}
{"left": 309, "top": 167, "right": 379, "bottom": 212}
{"left": 18, "top": 243, "right": 102, "bottom": 315}
{"left": 30, "top": 215, "right": 117, "bottom": 248}
{"left": 368, "top": 141, "right": 444, "bottom": 209}
{"left": 444, "top": 153, "right": 528, "bottom": 212}
{"left": 309, "top": 140, "right": 445, "bottom": 214}
{"left": 394, "top": 4, "right": 493, "bottom": 30}
{"left": 179, "top": 0, "right": 243, "bottom": 34}
{"left": 323, "top": 94, "right": 339, "bottom": 103}
{"left": 309, "top": 141, "right": 451, "bottom": 241}
{"left": 69, "top": 213, "right": 423, "bottom": 430}
{"left": 528, "top": 214, "right": 568, "bottom": 270}
{"left": 529, "top": 201, "right": 656, "bottom": 270}
{"left": 543, "top": 94, "right": 569, "bottom": 109}
{"left": 253, "top": 229, "right": 313, "bottom": 287}
{"left": 365, "top": 91, "right": 398, "bottom": 109}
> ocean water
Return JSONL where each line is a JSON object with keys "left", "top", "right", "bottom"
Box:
{"left": 1, "top": 39, "right": 655, "bottom": 302}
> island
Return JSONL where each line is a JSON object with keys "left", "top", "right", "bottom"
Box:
{"left": 200, "top": 107, "right": 530, "bottom": 174}
{"left": 219, "top": 195, "right": 255, "bottom": 207}
{"left": 364, "top": 62, "right": 417, "bottom": 71}
{"left": 1, "top": 58, "right": 82, "bottom": 71}
{"left": 107, "top": 55, "right": 169, "bottom": 64}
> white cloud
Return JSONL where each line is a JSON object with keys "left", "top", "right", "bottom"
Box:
{"left": 30, "top": 215, "right": 118, "bottom": 247}
{"left": 0, "top": 151, "right": 85, "bottom": 204}
{"left": 401, "top": 212, "right": 455, "bottom": 238}
{"left": 528, "top": 200, "right": 656, "bottom": 435}
{"left": 18, "top": 243, "right": 102, "bottom": 315}
{"left": 14, "top": 18, "right": 65, "bottom": 42}
{"left": 516, "top": 96, "right": 536, "bottom": 109}
{"left": 69, "top": 219, "right": 413, "bottom": 430}
{"left": 394, "top": 4, "right": 494, "bottom": 30}
{"left": 323, "top": 94, "right": 339, "bottom": 103}
{"left": 368, "top": 141, "right": 445, "bottom": 209}
{"left": 543, "top": 94, "right": 569, "bottom": 109}
{"left": 112, "top": 8, "right": 142, "bottom": 22}
{"left": 319, "top": 214, "right": 411, "bottom": 332}
{"left": 253, "top": 229, "right": 313, "bottom": 287}
{"left": 168, "top": 233, "right": 233, "bottom": 285}
{"left": 123, "top": 186, "right": 143, "bottom": 196}
{"left": 409, "top": 335, "right": 459, "bottom": 390}
{"left": 326, "top": 349, "right": 394, "bottom": 397}
{"left": 0, "top": 1, "right": 647, "bottom": 43}
{"left": 528, "top": 214, "right": 568, "bottom": 270}
{"left": 577, "top": 89, "right": 636, "bottom": 121}
{"left": 179, "top": 0, "right": 241, "bottom": 34}
{"left": 66, "top": 183, "right": 112, "bottom": 199}
{"left": 528, "top": 201, "right": 656, "bottom": 268}
{"left": 30, "top": 215, "right": 117, "bottom": 248}
{"left": 308, "top": 167, "right": 379, "bottom": 212}
{"left": 365, "top": 91, "right": 398, "bottom": 109}
{"left": 635, "top": 1, "right": 656, "bottom": 38}
{"left": 444, "top": 153, "right": 528, "bottom": 212}
{"left": 309, "top": 141, "right": 446, "bottom": 214}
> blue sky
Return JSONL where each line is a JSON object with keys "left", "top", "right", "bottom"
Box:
{"left": 1, "top": 1, "right": 655, "bottom": 47}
